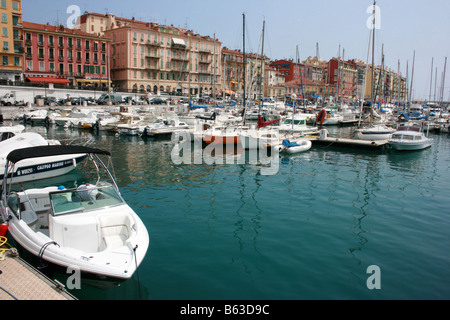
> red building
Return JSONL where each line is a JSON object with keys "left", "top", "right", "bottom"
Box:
{"left": 327, "top": 58, "right": 357, "bottom": 101}
{"left": 269, "top": 59, "right": 304, "bottom": 83}
{"left": 22, "top": 22, "right": 111, "bottom": 88}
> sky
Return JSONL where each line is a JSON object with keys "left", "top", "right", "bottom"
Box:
{"left": 22, "top": 0, "right": 450, "bottom": 101}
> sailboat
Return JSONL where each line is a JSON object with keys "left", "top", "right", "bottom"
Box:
{"left": 354, "top": 1, "right": 395, "bottom": 141}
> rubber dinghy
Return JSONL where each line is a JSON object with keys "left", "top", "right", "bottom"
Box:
{"left": 274, "top": 139, "right": 312, "bottom": 154}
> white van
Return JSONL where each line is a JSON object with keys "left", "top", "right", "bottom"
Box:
{"left": 97, "top": 93, "right": 122, "bottom": 105}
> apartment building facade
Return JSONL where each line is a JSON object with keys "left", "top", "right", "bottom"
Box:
{"left": 0, "top": 0, "right": 22, "bottom": 83}
{"left": 77, "top": 12, "right": 222, "bottom": 96}
{"left": 22, "top": 21, "right": 111, "bottom": 88}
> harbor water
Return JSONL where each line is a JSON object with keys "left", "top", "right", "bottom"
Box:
{"left": 10, "top": 125, "right": 450, "bottom": 300}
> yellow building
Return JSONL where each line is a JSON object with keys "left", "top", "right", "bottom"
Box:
{"left": 0, "top": 0, "right": 22, "bottom": 83}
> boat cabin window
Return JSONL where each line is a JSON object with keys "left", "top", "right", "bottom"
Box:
{"left": 391, "top": 134, "right": 402, "bottom": 140}
{"left": 50, "top": 184, "right": 123, "bottom": 216}
{"left": 403, "top": 135, "right": 414, "bottom": 140}
{"left": 1, "top": 132, "right": 15, "bottom": 141}
{"left": 283, "top": 119, "right": 305, "bottom": 125}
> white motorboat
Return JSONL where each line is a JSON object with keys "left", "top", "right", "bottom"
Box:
{"left": 274, "top": 139, "right": 312, "bottom": 154}
{"left": 388, "top": 126, "right": 433, "bottom": 151}
{"left": 354, "top": 123, "right": 396, "bottom": 141}
{"left": 0, "top": 132, "right": 86, "bottom": 184}
{"left": 1, "top": 145, "right": 149, "bottom": 281}
{"left": 143, "top": 113, "right": 190, "bottom": 137}
{"left": 316, "top": 107, "right": 343, "bottom": 125}
{"left": 1, "top": 124, "right": 25, "bottom": 141}
{"left": 278, "top": 114, "right": 319, "bottom": 135}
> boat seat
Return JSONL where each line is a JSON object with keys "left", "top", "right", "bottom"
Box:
{"left": 21, "top": 210, "right": 38, "bottom": 228}
{"left": 98, "top": 214, "right": 133, "bottom": 251}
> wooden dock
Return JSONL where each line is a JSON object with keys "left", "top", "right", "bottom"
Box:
{"left": 0, "top": 250, "right": 76, "bottom": 300}
{"left": 310, "top": 136, "right": 389, "bottom": 150}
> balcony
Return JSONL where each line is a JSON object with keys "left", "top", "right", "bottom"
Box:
{"left": 25, "top": 39, "right": 32, "bottom": 46}
{"left": 145, "top": 53, "right": 160, "bottom": 59}
{"left": 49, "top": 55, "right": 54, "bottom": 61}
{"left": 58, "top": 56, "right": 64, "bottom": 62}
{"left": 146, "top": 40, "right": 160, "bottom": 47}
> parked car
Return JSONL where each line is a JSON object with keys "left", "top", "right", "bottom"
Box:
{"left": 149, "top": 98, "right": 165, "bottom": 105}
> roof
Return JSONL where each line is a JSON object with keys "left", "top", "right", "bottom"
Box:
{"left": 22, "top": 21, "right": 110, "bottom": 40}
{"left": 7, "top": 145, "right": 111, "bottom": 163}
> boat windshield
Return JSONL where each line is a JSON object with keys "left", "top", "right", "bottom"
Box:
{"left": 50, "top": 183, "right": 124, "bottom": 216}
{"left": 283, "top": 119, "right": 305, "bottom": 125}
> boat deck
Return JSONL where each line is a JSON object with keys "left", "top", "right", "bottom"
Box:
{"left": 0, "top": 249, "right": 76, "bottom": 300}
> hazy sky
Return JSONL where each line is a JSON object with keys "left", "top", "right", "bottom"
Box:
{"left": 23, "top": 0, "right": 450, "bottom": 100}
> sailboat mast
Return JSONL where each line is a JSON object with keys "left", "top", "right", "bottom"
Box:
{"left": 259, "top": 20, "right": 265, "bottom": 114}
{"left": 409, "top": 50, "right": 415, "bottom": 104}
{"left": 242, "top": 13, "right": 247, "bottom": 125}
{"left": 371, "top": 0, "right": 376, "bottom": 105}
{"left": 440, "top": 57, "right": 447, "bottom": 105}
{"left": 429, "top": 58, "right": 434, "bottom": 103}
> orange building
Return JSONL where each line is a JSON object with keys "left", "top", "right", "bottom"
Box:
{"left": 0, "top": 0, "right": 23, "bottom": 83}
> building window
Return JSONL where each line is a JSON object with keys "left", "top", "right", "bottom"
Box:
{"left": 49, "top": 62, "right": 54, "bottom": 72}
{"left": 2, "top": 41, "right": 8, "bottom": 51}
{"left": 2, "top": 27, "right": 7, "bottom": 37}
{"left": 2, "top": 56, "right": 8, "bottom": 65}
{"left": 1, "top": 13, "right": 7, "bottom": 23}
{"left": 85, "top": 40, "right": 90, "bottom": 50}
{"left": 0, "top": 0, "right": 6, "bottom": 9}
{"left": 39, "top": 61, "right": 44, "bottom": 71}
{"left": 14, "top": 56, "right": 20, "bottom": 66}
{"left": 26, "top": 60, "right": 32, "bottom": 70}
{"left": 12, "top": 1, "right": 19, "bottom": 10}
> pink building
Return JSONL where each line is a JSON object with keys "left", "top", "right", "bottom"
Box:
{"left": 22, "top": 21, "right": 111, "bottom": 89}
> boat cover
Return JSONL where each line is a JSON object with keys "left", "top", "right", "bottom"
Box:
{"left": 7, "top": 145, "right": 110, "bottom": 163}
{"left": 282, "top": 139, "right": 300, "bottom": 147}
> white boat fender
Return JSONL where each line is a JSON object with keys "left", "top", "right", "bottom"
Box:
{"left": 273, "top": 145, "right": 285, "bottom": 152}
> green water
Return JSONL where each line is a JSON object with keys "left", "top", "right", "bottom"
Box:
{"left": 15, "top": 126, "right": 450, "bottom": 300}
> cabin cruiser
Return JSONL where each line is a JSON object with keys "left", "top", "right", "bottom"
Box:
{"left": 354, "top": 123, "right": 396, "bottom": 141}
{"left": 0, "top": 132, "right": 86, "bottom": 184}
{"left": 388, "top": 125, "right": 433, "bottom": 151}
{"left": 0, "top": 145, "right": 149, "bottom": 281}
{"left": 0, "top": 124, "right": 25, "bottom": 141}
{"left": 278, "top": 114, "right": 319, "bottom": 135}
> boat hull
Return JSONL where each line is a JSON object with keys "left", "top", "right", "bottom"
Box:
{"left": 389, "top": 141, "right": 432, "bottom": 151}
{"left": 0, "top": 154, "right": 86, "bottom": 184}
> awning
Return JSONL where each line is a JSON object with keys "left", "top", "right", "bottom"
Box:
{"left": 26, "top": 77, "right": 69, "bottom": 84}
{"left": 172, "top": 38, "right": 186, "bottom": 46}
{"left": 76, "top": 79, "right": 111, "bottom": 84}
